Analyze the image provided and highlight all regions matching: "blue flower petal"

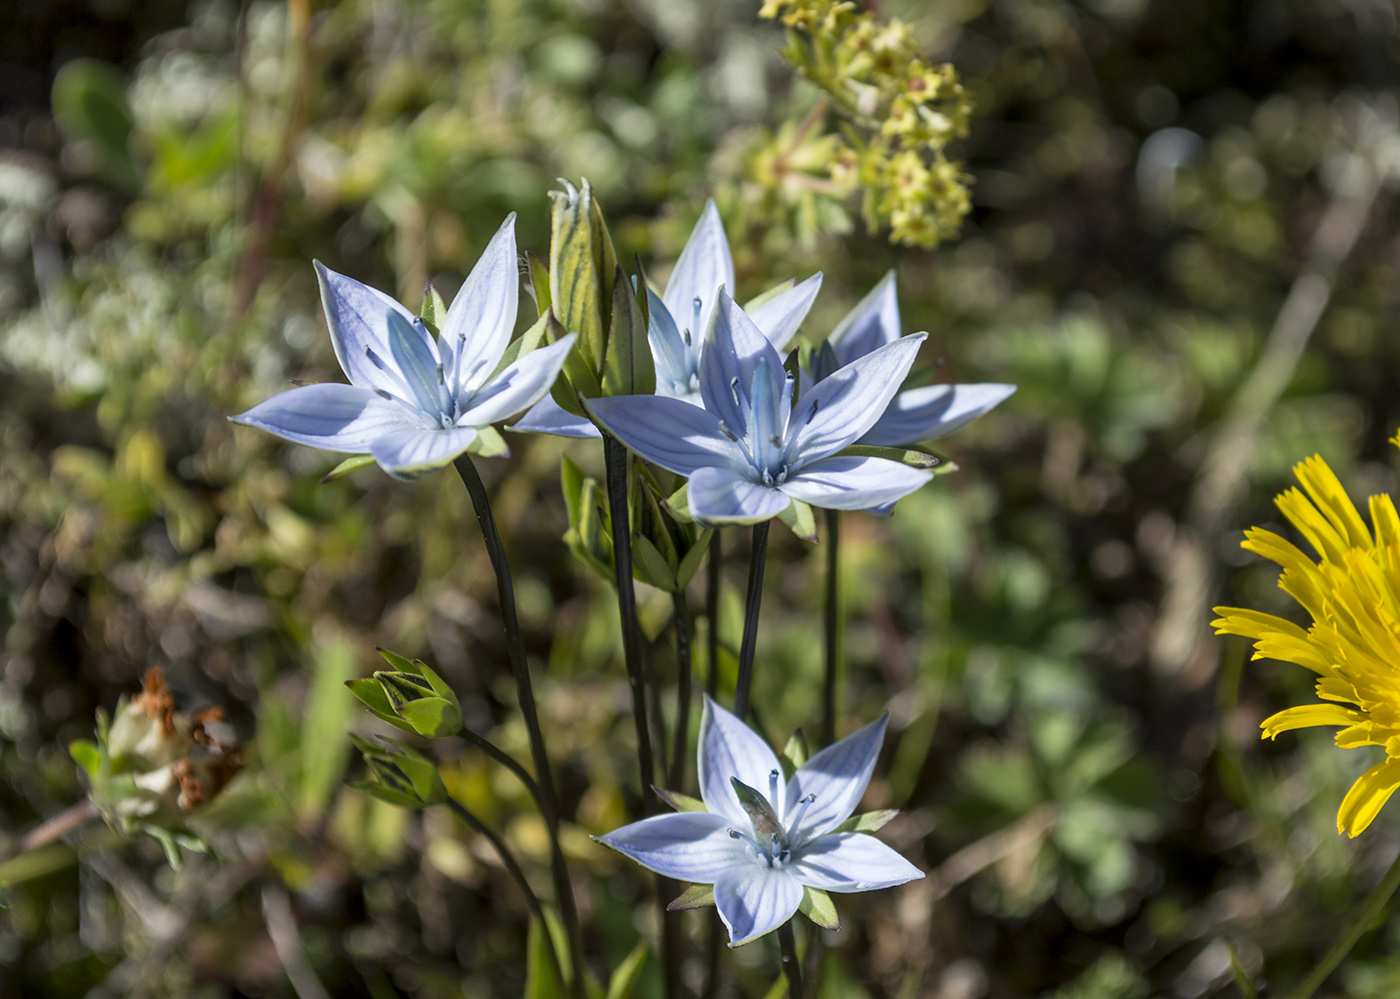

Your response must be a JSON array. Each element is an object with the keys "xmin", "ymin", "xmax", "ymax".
[
  {"xmin": 859, "ymin": 383, "xmax": 1016, "ymax": 447},
  {"xmin": 747, "ymin": 272, "xmax": 822, "ymax": 351},
  {"xmin": 784, "ymin": 713, "xmax": 889, "ymax": 841},
  {"xmin": 441, "ymin": 214, "xmax": 520, "ymax": 396},
  {"xmin": 778, "ymin": 456, "xmax": 931, "ymax": 512},
  {"xmin": 786, "ymin": 335, "xmax": 924, "ymax": 465},
  {"xmin": 647, "ymin": 289, "xmax": 695, "ymax": 394},
  {"xmin": 698, "ymin": 290, "xmax": 786, "ymax": 438},
  {"xmin": 585, "ymin": 396, "xmax": 747, "ymax": 476},
  {"xmin": 698, "ymin": 695, "xmax": 786, "ymax": 826},
  {"xmin": 508, "ymin": 396, "xmax": 602, "ymax": 438},
  {"xmin": 386, "ymin": 311, "xmax": 444, "ymax": 416},
  {"xmin": 314, "ymin": 262, "xmax": 417, "ymax": 394},
  {"xmin": 687, "ymin": 466, "xmax": 791, "ymax": 526},
  {"xmin": 457, "ymin": 334, "xmax": 577, "ymax": 427},
  {"xmin": 231, "ymin": 384, "xmax": 420, "ymax": 452},
  {"xmin": 368, "ymin": 426, "xmax": 479, "ymax": 480},
  {"xmin": 790, "ymin": 832, "xmax": 924, "ymax": 892},
  {"xmin": 663, "ymin": 199, "xmax": 735, "ymax": 344},
  {"xmin": 826, "ymin": 270, "xmax": 899, "ymax": 367},
  {"xmin": 596, "ymin": 811, "xmax": 744, "ymax": 883},
  {"xmin": 714, "ymin": 863, "xmax": 803, "ymax": 947}
]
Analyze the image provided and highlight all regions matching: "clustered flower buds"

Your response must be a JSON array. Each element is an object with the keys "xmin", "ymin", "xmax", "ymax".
[{"xmin": 760, "ymin": 0, "xmax": 973, "ymax": 247}]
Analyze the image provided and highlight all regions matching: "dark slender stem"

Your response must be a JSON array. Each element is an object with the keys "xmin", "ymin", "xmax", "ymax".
[
  {"xmin": 445, "ymin": 797, "xmax": 565, "ymax": 987},
  {"xmin": 602, "ymin": 436, "xmax": 657, "ymax": 814},
  {"xmin": 706, "ymin": 531, "xmax": 721, "ymax": 697},
  {"xmin": 453, "ymin": 457, "xmax": 584, "ymax": 999},
  {"xmin": 460, "ymin": 727, "xmax": 541, "ymax": 807},
  {"xmin": 778, "ymin": 922, "xmax": 803, "ymax": 999},
  {"xmin": 701, "ymin": 912, "xmax": 723, "ymax": 999},
  {"xmin": 732, "ymin": 522, "xmax": 771, "ymax": 721},
  {"xmin": 669, "ymin": 590, "xmax": 693, "ymax": 790},
  {"xmin": 1285, "ymin": 849, "xmax": 1400, "ymax": 999},
  {"xmin": 822, "ymin": 508, "xmax": 840, "ymax": 746},
  {"xmin": 0, "ymin": 799, "xmax": 100, "ymax": 866}
]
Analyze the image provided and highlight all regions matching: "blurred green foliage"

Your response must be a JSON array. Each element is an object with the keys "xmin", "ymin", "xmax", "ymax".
[{"xmin": 2, "ymin": 0, "xmax": 1400, "ymax": 997}]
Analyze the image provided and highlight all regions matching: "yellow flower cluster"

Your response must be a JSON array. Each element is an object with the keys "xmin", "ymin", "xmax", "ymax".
[
  {"xmin": 1214, "ymin": 443, "xmax": 1400, "ymax": 837},
  {"xmin": 759, "ymin": 0, "xmax": 973, "ymax": 247}
]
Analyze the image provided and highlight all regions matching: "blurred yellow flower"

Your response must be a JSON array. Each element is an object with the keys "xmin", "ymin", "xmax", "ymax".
[{"xmin": 1214, "ymin": 443, "xmax": 1400, "ymax": 837}]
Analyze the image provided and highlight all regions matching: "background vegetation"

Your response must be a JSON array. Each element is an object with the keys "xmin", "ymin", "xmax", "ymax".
[{"xmin": 2, "ymin": 0, "xmax": 1400, "ymax": 996}]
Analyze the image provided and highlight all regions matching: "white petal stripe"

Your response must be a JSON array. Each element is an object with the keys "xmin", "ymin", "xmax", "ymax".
[
  {"xmin": 230, "ymin": 384, "xmax": 419, "ymax": 452},
  {"xmin": 713, "ymin": 864, "xmax": 804, "ymax": 947},
  {"xmin": 790, "ymin": 833, "xmax": 925, "ymax": 892}
]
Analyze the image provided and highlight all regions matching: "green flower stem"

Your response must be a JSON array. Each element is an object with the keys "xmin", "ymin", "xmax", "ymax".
[
  {"xmin": 669, "ymin": 589, "xmax": 693, "ymax": 790},
  {"xmin": 778, "ymin": 921, "xmax": 804, "ymax": 999},
  {"xmin": 444, "ymin": 796, "xmax": 565, "ymax": 988},
  {"xmin": 1285, "ymin": 848, "xmax": 1400, "ymax": 999},
  {"xmin": 460, "ymin": 726, "xmax": 541, "ymax": 807},
  {"xmin": 452, "ymin": 456, "xmax": 584, "ymax": 999},
  {"xmin": 822, "ymin": 508, "xmax": 840, "ymax": 746},
  {"xmin": 602, "ymin": 435, "xmax": 657, "ymax": 814},
  {"xmin": 707, "ymin": 530, "xmax": 722, "ymax": 697},
  {"xmin": 701, "ymin": 914, "xmax": 723, "ymax": 999},
  {"xmin": 732, "ymin": 521, "xmax": 772, "ymax": 721}
]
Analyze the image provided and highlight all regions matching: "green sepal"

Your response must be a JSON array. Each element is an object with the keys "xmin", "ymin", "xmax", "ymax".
[
  {"xmin": 376, "ymin": 648, "xmax": 417, "ymax": 673},
  {"xmin": 348, "ymin": 779, "xmax": 424, "ymax": 810},
  {"xmin": 561, "ymin": 457, "xmax": 614, "ymax": 582},
  {"xmin": 395, "ymin": 697, "xmax": 463, "ymax": 739},
  {"xmin": 69, "ymin": 739, "xmax": 101, "ymax": 779},
  {"xmin": 491, "ymin": 311, "xmax": 552, "ymax": 382},
  {"xmin": 632, "ymin": 534, "xmax": 677, "ymax": 592},
  {"xmin": 525, "ymin": 915, "xmax": 566, "ymax": 999},
  {"xmin": 526, "ymin": 251, "xmax": 552, "ymax": 319},
  {"xmin": 602, "ymin": 264, "xmax": 655, "ymax": 397},
  {"xmin": 604, "ymin": 940, "xmax": 649, "ymax": 999},
  {"xmin": 674, "ymin": 530, "xmax": 712, "ymax": 590},
  {"xmin": 833, "ymin": 809, "xmax": 901, "ymax": 834},
  {"xmin": 835, "ymin": 444, "xmax": 944, "ymax": 470},
  {"xmin": 654, "ymin": 787, "xmax": 707, "ymax": 812},
  {"xmin": 351, "ymin": 735, "xmax": 446, "ymax": 807},
  {"xmin": 744, "ymin": 278, "xmax": 795, "ymax": 312},
  {"xmin": 667, "ymin": 883, "xmax": 716, "ymax": 910},
  {"xmin": 553, "ymin": 310, "xmax": 603, "ymax": 418},
  {"xmin": 549, "ymin": 178, "xmax": 615, "ymax": 376},
  {"xmin": 420, "ymin": 281, "xmax": 448, "ymax": 336},
  {"xmin": 799, "ymin": 886, "xmax": 840, "ymax": 930},
  {"xmin": 320, "ymin": 454, "xmax": 376, "ymax": 483},
  {"xmin": 345, "ymin": 678, "xmax": 417, "ymax": 733},
  {"xmin": 778, "ymin": 499, "xmax": 817, "ymax": 542},
  {"xmin": 664, "ymin": 483, "xmax": 693, "ymax": 523},
  {"xmin": 366, "ymin": 654, "xmax": 463, "ymax": 738},
  {"xmin": 780, "ymin": 730, "xmax": 808, "ymax": 777},
  {"xmin": 467, "ymin": 426, "xmax": 512, "ymax": 459}
]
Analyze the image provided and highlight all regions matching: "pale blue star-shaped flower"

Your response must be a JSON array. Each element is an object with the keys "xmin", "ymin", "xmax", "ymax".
[
  {"xmin": 813, "ymin": 271, "xmax": 1015, "ymax": 447},
  {"xmin": 597, "ymin": 695, "xmax": 923, "ymax": 946},
  {"xmin": 513, "ymin": 199, "xmax": 822, "ymax": 437},
  {"xmin": 583, "ymin": 287, "xmax": 933, "ymax": 525},
  {"xmin": 231, "ymin": 215, "xmax": 576, "ymax": 480}
]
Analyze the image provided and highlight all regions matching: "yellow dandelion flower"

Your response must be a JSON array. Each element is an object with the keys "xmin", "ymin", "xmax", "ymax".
[{"xmin": 1213, "ymin": 443, "xmax": 1400, "ymax": 837}]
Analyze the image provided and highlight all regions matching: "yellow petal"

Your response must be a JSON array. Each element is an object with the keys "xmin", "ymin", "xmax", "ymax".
[
  {"xmin": 1294, "ymin": 455, "xmax": 1372, "ymax": 551},
  {"xmin": 1370, "ymin": 494, "xmax": 1400, "ymax": 550},
  {"xmin": 1210, "ymin": 607, "xmax": 1306, "ymax": 641},
  {"xmin": 1337, "ymin": 757, "xmax": 1400, "ymax": 837},
  {"xmin": 1260, "ymin": 703, "xmax": 1366, "ymax": 739},
  {"xmin": 1276, "ymin": 486, "xmax": 1350, "ymax": 564}
]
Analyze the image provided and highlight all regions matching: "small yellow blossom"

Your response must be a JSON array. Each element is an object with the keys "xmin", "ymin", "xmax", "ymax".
[{"xmin": 1213, "ymin": 444, "xmax": 1400, "ymax": 836}]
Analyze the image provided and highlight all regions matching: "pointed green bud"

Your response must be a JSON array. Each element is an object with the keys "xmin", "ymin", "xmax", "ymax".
[
  {"xmin": 368, "ymin": 654, "xmax": 463, "ymax": 738},
  {"xmin": 730, "ymin": 776, "xmax": 785, "ymax": 847},
  {"xmin": 420, "ymin": 281, "xmax": 448, "ymax": 336},
  {"xmin": 667, "ymin": 884, "xmax": 717, "ymax": 910},
  {"xmin": 352, "ymin": 737, "xmax": 446, "ymax": 808}
]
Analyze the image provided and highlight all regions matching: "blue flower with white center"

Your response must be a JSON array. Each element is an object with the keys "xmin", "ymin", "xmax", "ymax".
[
  {"xmin": 813, "ymin": 271, "xmax": 1015, "ymax": 447},
  {"xmin": 512, "ymin": 199, "xmax": 821, "ymax": 437},
  {"xmin": 231, "ymin": 214, "xmax": 576, "ymax": 480},
  {"xmin": 583, "ymin": 287, "xmax": 933, "ymax": 526},
  {"xmin": 596, "ymin": 695, "xmax": 924, "ymax": 947}
]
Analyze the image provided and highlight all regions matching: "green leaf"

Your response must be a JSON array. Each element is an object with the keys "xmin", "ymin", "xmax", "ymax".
[
  {"xmin": 319, "ymin": 454, "xmax": 376, "ymax": 483},
  {"xmin": 602, "ymin": 265, "xmax": 655, "ymax": 397},
  {"xmin": 778, "ymin": 499, "xmax": 817, "ymax": 542},
  {"xmin": 69, "ymin": 740, "xmax": 102, "ymax": 779},
  {"xmin": 832, "ymin": 809, "xmax": 901, "ymax": 834},
  {"xmin": 834, "ymin": 445, "xmax": 944, "ymax": 470},
  {"xmin": 420, "ymin": 282, "xmax": 448, "ymax": 336},
  {"xmin": 375, "ymin": 648, "xmax": 418, "ymax": 674},
  {"xmin": 605, "ymin": 941, "xmax": 649, "ymax": 999},
  {"xmin": 299, "ymin": 634, "xmax": 358, "ymax": 822},
  {"xmin": 666, "ymin": 884, "xmax": 715, "ymax": 910},
  {"xmin": 664, "ymin": 483, "xmax": 693, "ymax": 523},
  {"xmin": 1227, "ymin": 942, "xmax": 1258, "ymax": 999},
  {"xmin": 674, "ymin": 530, "xmax": 712, "ymax": 590},
  {"xmin": 632, "ymin": 534, "xmax": 677, "ymax": 591},
  {"xmin": 781, "ymin": 730, "xmax": 808, "ymax": 776},
  {"xmin": 468, "ymin": 426, "xmax": 512, "ymax": 459},
  {"xmin": 561, "ymin": 455, "xmax": 587, "ymax": 523},
  {"xmin": 395, "ymin": 698, "xmax": 463, "ymax": 739},
  {"xmin": 52, "ymin": 59, "xmax": 140, "ymax": 191},
  {"xmin": 526, "ymin": 251, "xmax": 552, "ymax": 319},
  {"xmin": 654, "ymin": 787, "xmax": 707, "ymax": 812},
  {"xmin": 799, "ymin": 886, "xmax": 840, "ymax": 930},
  {"xmin": 525, "ymin": 916, "xmax": 565, "ymax": 999},
  {"xmin": 348, "ymin": 779, "xmax": 422, "ymax": 810}
]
